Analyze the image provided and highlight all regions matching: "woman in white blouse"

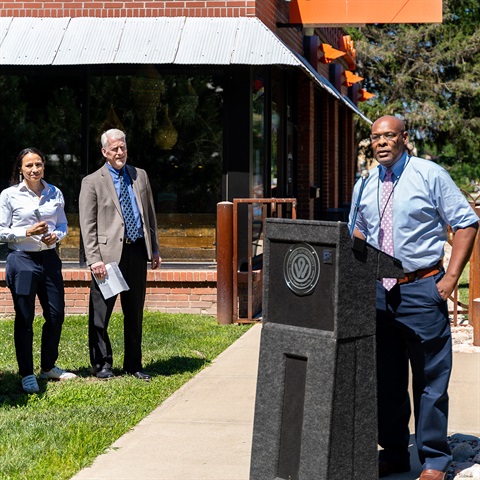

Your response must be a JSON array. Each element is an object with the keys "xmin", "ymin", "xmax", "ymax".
[{"xmin": 0, "ymin": 148, "xmax": 76, "ymax": 393}]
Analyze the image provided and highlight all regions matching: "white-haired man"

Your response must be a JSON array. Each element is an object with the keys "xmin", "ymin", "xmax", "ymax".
[{"xmin": 79, "ymin": 129, "xmax": 161, "ymax": 381}]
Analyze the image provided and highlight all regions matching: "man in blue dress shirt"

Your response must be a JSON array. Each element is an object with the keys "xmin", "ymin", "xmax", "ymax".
[{"xmin": 349, "ymin": 115, "xmax": 479, "ymax": 480}]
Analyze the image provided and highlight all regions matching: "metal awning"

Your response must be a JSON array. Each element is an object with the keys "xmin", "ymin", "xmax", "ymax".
[
  {"xmin": 343, "ymin": 95, "xmax": 373, "ymax": 125},
  {"xmin": 291, "ymin": 50, "xmax": 372, "ymax": 123},
  {"xmin": 0, "ymin": 16, "xmax": 370, "ymax": 121}
]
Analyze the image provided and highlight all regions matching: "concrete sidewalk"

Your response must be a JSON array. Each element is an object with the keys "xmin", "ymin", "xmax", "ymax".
[
  {"xmin": 71, "ymin": 324, "xmax": 261, "ymax": 480},
  {"xmin": 71, "ymin": 324, "xmax": 480, "ymax": 480}
]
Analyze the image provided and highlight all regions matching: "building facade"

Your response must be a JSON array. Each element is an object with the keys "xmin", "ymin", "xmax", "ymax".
[{"xmin": 0, "ymin": 0, "xmax": 370, "ymax": 315}]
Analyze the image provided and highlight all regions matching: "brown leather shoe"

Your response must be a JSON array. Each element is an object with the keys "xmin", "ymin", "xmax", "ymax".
[{"xmin": 419, "ymin": 469, "xmax": 446, "ymax": 480}]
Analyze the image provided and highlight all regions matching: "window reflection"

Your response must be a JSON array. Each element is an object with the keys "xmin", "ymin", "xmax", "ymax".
[
  {"xmin": 252, "ymin": 74, "xmax": 265, "ymax": 201},
  {"xmin": 0, "ymin": 72, "xmax": 223, "ymax": 263}
]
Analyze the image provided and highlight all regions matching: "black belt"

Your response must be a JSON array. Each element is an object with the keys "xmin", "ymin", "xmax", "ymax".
[
  {"xmin": 9, "ymin": 248, "xmax": 56, "ymax": 255},
  {"xmin": 124, "ymin": 237, "xmax": 144, "ymax": 245}
]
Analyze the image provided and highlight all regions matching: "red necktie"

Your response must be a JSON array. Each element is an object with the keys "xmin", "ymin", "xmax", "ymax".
[{"xmin": 380, "ymin": 169, "xmax": 396, "ymax": 290}]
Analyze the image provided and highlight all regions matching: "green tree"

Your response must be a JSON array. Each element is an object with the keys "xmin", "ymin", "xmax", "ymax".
[{"xmin": 350, "ymin": 0, "xmax": 480, "ymax": 187}]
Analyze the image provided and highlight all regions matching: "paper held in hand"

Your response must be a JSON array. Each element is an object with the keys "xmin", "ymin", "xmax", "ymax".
[{"xmin": 93, "ymin": 262, "xmax": 129, "ymax": 299}]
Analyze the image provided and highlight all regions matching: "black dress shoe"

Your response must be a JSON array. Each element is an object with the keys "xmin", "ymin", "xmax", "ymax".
[
  {"xmin": 96, "ymin": 368, "xmax": 115, "ymax": 380},
  {"xmin": 379, "ymin": 459, "xmax": 410, "ymax": 478},
  {"xmin": 130, "ymin": 371, "xmax": 151, "ymax": 381}
]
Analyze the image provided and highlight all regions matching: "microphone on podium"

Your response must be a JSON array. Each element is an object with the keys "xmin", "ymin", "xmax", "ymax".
[{"xmin": 349, "ymin": 168, "xmax": 370, "ymax": 238}]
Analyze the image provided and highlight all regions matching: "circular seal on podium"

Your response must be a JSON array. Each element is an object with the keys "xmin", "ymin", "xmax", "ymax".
[{"xmin": 283, "ymin": 242, "xmax": 320, "ymax": 296}]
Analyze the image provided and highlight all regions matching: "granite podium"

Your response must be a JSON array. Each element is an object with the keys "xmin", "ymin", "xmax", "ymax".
[{"xmin": 249, "ymin": 219, "xmax": 404, "ymax": 480}]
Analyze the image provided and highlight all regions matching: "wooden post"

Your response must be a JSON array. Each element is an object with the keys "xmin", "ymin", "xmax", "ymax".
[
  {"xmin": 216, "ymin": 202, "xmax": 234, "ymax": 325},
  {"xmin": 468, "ymin": 204, "xmax": 480, "ymax": 345}
]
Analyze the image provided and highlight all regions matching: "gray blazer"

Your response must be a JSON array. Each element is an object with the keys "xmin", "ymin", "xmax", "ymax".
[{"xmin": 79, "ymin": 163, "xmax": 160, "ymax": 266}]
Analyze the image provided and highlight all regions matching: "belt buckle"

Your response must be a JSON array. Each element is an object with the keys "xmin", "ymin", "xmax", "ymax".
[{"xmin": 125, "ymin": 238, "xmax": 132, "ymax": 244}]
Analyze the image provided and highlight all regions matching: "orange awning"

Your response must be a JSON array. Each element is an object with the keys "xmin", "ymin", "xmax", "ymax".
[
  {"xmin": 319, "ymin": 43, "xmax": 346, "ymax": 64},
  {"xmin": 344, "ymin": 70, "xmax": 364, "ymax": 86},
  {"xmin": 290, "ymin": 0, "xmax": 442, "ymax": 25},
  {"xmin": 358, "ymin": 88, "xmax": 375, "ymax": 101}
]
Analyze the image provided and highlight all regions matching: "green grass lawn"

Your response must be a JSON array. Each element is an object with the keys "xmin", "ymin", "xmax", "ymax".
[{"xmin": 0, "ymin": 312, "xmax": 251, "ymax": 480}]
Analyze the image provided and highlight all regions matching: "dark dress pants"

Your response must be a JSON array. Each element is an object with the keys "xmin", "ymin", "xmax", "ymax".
[
  {"xmin": 376, "ymin": 271, "xmax": 453, "ymax": 472},
  {"xmin": 89, "ymin": 239, "xmax": 148, "ymax": 373},
  {"xmin": 6, "ymin": 249, "xmax": 65, "ymax": 377}
]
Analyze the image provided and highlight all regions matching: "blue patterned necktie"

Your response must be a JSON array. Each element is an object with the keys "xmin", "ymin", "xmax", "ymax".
[
  {"xmin": 119, "ymin": 169, "xmax": 139, "ymax": 242},
  {"xmin": 379, "ymin": 169, "xmax": 396, "ymax": 290}
]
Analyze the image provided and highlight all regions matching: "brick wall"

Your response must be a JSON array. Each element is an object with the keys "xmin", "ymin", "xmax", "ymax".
[
  {"xmin": 0, "ymin": 0, "xmax": 257, "ymax": 17},
  {"xmin": 0, "ymin": 268, "xmax": 217, "ymax": 318},
  {"xmin": 342, "ymin": 110, "xmax": 355, "ymax": 205},
  {"xmin": 256, "ymin": 0, "xmax": 303, "ymax": 52},
  {"xmin": 319, "ymin": 93, "xmax": 340, "ymax": 211}
]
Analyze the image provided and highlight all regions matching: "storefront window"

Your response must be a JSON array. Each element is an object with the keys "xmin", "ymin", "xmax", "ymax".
[
  {"xmin": 252, "ymin": 74, "xmax": 265, "ymax": 200},
  {"xmin": 0, "ymin": 69, "xmax": 223, "ymax": 263},
  {"xmin": 271, "ymin": 70, "xmax": 284, "ymax": 198},
  {"xmin": 250, "ymin": 74, "xmax": 267, "ymax": 259},
  {"xmin": 89, "ymin": 72, "xmax": 223, "ymax": 215}
]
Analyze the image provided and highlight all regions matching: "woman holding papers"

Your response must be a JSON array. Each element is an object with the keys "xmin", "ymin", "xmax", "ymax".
[{"xmin": 0, "ymin": 147, "xmax": 76, "ymax": 394}]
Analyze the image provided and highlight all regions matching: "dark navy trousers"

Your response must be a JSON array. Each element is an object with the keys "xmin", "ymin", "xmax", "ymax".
[
  {"xmin": 6, "ymin": 249, "xmax": 65, "ymax": 377},
  {"xmin": 376, "ymin": 271, "xmax": 453, "ymax": 472}
]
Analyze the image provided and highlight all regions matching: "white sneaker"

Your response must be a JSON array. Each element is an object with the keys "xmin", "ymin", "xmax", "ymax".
[
  {"xmin": 22, "ymin": 374, "xmax": 40, "ymax": 393},
  {"xmin": 39, "ymin": 366, "xmax": 77, "ymax": 380}
]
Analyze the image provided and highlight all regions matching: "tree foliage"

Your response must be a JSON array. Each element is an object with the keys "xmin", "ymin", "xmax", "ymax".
[{"xmin": 349, "ymin": 0, "xmax": 480, "ymax": 186}]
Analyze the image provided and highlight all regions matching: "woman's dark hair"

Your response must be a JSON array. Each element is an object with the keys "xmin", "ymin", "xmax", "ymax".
[{"xmin": 10, "ymin": 147, "xmax": 45, "ymax": 186}]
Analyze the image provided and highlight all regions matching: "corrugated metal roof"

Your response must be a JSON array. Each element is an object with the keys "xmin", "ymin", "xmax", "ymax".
[
  {"xmin": 175, "ymin": 17, "xmax": 304, "ymax": 66},
  {"xmin": 0, "ymin": 18, "xmax": 13, "ymax": 47},
  {"xmin": 115, "ymin": 17, "xmax": 185, "ymax": 64},
  {"xmin": 0, "ymin": 16, "xmax": 370, "ymax": 121},
  {"xmin": 232, "ymin": 18, "xmax": 300, "ymax": 65},
  {"xmin": 175, "ymin": 17, "xmax": 239, "ymax": 65},
  {"xmin": 0, "ymin": 17, "xmax": 69, "ymax": 65},
  {"xmin": 54, "ymin": 17, "xmax": 125, "ymax": 65}
]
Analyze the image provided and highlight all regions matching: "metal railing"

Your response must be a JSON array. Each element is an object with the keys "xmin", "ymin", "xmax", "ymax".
[{"xmin": 232, "ymin": 198, "xmax": 297, "ymax": 323}]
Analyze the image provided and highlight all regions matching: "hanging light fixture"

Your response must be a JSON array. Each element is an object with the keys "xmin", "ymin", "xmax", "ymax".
[
  {"xmin": 99, "ymin": 105, "xmax": 125, "ymax": 135},
  {"xmin": 155, "ymin": 105, "xmax": 178, "ymax": 150},
  {"xmin": 131, "ymin": 65, "xmax": 164, "ymax": 132}
]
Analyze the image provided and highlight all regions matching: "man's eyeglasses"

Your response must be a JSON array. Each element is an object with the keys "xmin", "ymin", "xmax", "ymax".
[{"xmin": 370, "ymin": 130, "xmax": 405, "ymax": 143}]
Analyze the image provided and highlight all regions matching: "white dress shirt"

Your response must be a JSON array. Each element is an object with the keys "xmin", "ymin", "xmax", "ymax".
[{"xmin": 0, "ymin": 180, "xmax": 68, "ymax": 251}]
